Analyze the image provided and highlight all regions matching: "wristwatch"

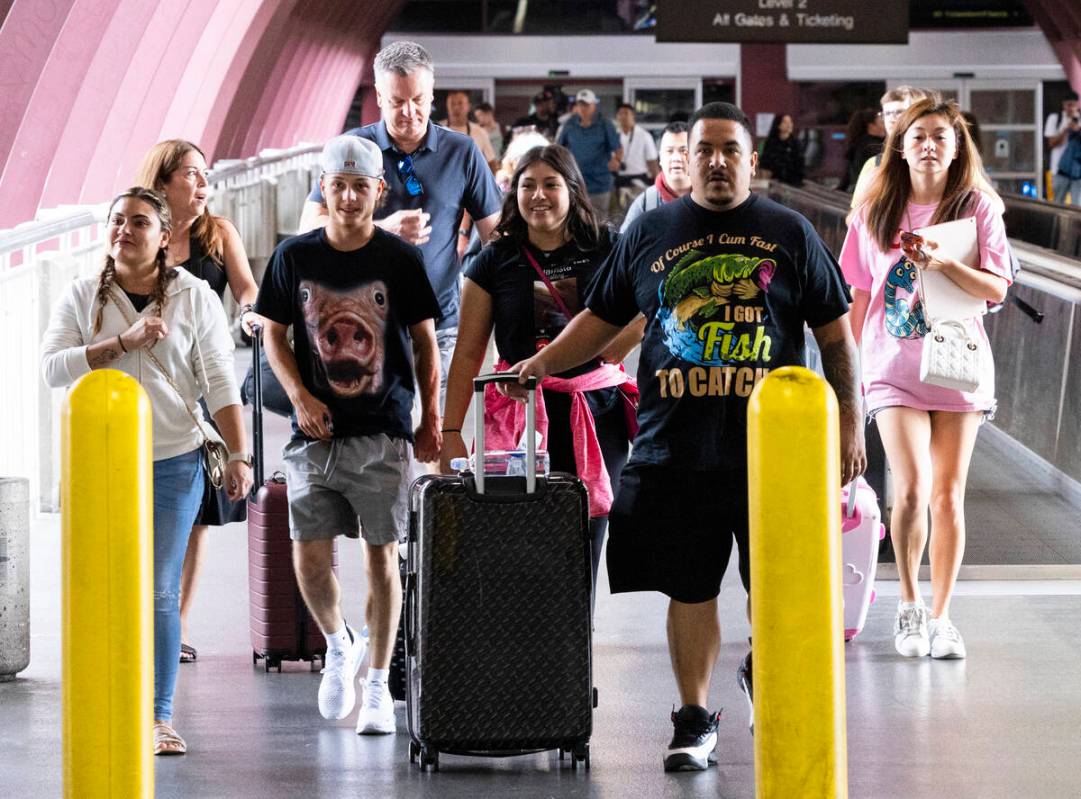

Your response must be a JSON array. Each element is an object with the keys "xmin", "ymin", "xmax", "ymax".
[{"xmin": 228, "ymin": 451, "xmax": 254, "ymax": 466}]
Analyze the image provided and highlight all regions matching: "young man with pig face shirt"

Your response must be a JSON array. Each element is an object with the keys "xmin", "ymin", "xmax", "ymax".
[{"xmin": 257, "ymin": 135, "xmax": 442, "ymax": 734}]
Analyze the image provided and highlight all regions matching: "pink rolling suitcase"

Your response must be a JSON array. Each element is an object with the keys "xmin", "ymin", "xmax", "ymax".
[{"xmin": 841, "ymin": 477, "xmax": 885, "ymax": 641}]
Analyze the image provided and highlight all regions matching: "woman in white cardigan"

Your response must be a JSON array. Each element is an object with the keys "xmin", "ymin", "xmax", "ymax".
[{"xmin": 41, "ymin": 187, "xmax": 253, "ymax": 756}]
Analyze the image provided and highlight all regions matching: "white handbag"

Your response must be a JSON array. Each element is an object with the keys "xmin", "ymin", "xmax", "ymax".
[{"xmin": 919, "ymin": 319, "xmax": 984, "ymax": 393}]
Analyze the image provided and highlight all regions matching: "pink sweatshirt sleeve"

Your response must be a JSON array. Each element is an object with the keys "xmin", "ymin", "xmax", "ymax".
[
  {"xmin": 839, "ymin": 212, "xmax": 873, "ymax": 292},
  {"xmin": 971, "ymin": 191, "xmax": 1012, "ymax": 284}
]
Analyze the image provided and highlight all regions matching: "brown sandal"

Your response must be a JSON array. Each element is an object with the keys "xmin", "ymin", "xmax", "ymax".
[{"xmin": 153, "ymin": 721, "xmax": 187, "ymax": 756}]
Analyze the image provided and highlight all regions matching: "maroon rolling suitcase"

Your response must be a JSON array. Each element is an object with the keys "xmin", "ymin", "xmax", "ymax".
[{"xmin": 247, "ymin": 326, "xmax": 336, "ymax": 672}]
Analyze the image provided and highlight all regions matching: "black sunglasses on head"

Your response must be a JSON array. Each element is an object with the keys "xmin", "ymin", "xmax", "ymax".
[{"xmin": 396, "ymin": 155, "xmax": 424, "ymax": 197}]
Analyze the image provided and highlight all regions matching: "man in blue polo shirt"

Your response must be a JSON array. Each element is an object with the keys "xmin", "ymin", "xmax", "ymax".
[
  {"xmin": 299, "ymin": 40, "xmax": 503, "ymax": 406},
  {"xmin": 557, "ymin": 89, "xmax": 623, "ymax": 222}
]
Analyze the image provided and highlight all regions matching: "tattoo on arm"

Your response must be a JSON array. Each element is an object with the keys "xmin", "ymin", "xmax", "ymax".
[
  {"xmin": 819, "ymin": 338, "xmax": 861, "ymax": 418},
  {"xmin": 88, "ymin": 347, "xmax": 120, "ymax": 369}
]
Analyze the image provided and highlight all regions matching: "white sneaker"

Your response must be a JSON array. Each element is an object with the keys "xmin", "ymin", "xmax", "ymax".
[
  {"xmin": 317, "ymin": 626, "xmax": 366, "ymax": 720},
  {"xmin": 356, "ymin": 679, "xmax": 396, "ymax": 735},
  {"xmin": 929, "ymin": 617, "xmax": 967, "ymax": 659},
  {"xmin": 893, "ymin": 602, "xmax": 930, "ymax": 658}
]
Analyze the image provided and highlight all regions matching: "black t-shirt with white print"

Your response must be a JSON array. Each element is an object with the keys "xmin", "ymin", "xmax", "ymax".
[
  {"xmin": 256, "ymin": 227, "xmax": 441, "ymax": 442},
  {"xmin": 464, "ymin": 232, "xmax": 615, "ymax": 378},
  {"xmin": 586, "ymin": 193, "xmax": 850, "ymax": 471}
]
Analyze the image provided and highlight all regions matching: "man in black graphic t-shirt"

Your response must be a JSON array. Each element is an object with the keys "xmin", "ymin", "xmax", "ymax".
[
  {"xmin": 512, "ymin": 103, "xmax": 866, "ymax": 772},
  {"xmin": 257, "ymin": 135, "xmax": 441, "ymax": 736}
]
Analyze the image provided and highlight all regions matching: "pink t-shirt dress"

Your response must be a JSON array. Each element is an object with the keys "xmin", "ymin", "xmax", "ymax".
[{"xmin": 839, "ymin": 191, "xmax": 1012, "ymax": 415}]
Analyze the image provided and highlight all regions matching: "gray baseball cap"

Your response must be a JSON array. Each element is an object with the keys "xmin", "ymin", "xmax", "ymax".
[{"xmin": 320, "ymin": 135, "xmax": 384, "ymax": 178}]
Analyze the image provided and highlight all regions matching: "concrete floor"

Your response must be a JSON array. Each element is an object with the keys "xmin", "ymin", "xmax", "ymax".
[
  {"xmin": 6, "ymin": 513, "xmax": 1081, "ymax": 798},
  {"xmin": 4, "ymin": 349, "xmax": 1081, "ymax": 797}
]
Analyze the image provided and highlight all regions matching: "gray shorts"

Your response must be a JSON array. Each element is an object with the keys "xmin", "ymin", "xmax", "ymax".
[{"xmin": 282, "ymin": 434, "xmax": 411, "ymax": 545}]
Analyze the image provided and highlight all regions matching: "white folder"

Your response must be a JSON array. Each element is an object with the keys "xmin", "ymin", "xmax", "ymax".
[{"xmin": 913, "ymin": 216, "xmax": 986, "ymax": 322}]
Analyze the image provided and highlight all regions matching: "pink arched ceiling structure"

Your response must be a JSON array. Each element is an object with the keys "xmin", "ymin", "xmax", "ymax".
[
  {"xmin": 1027, "ymin": 0, "xmax": 1081, "ymax": 94},
  {"xmin": 0, "ymin": 0, "xmax": 405, "ymax": 227}
]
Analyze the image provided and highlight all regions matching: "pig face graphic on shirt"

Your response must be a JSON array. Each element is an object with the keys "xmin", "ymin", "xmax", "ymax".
[{"xmin": 299, "ymin": 279, "xmax": 387, "ymax": 398}]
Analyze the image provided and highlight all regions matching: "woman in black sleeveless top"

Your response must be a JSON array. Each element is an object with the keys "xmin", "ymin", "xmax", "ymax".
[{"xmin": 137, "ymin": 139, "xmax": 262, "ymax": 663}]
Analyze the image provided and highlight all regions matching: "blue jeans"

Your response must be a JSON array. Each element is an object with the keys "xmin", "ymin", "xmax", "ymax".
[
  {"xmin": 1052, "ymin": 173, "xmax": 1081, "ymax": 205},
  {"xmin": 152, "ymin": 450, "xmax": 205, "ymax": 721}
]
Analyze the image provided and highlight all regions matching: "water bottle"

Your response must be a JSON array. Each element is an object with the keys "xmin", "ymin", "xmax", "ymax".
[{"xmin": 448, "ymin": 451, "xmax": 550, "ymax": 476}]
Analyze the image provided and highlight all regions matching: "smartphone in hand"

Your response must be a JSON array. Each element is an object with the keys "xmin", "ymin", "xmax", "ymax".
[{"xmin": 899, "ymin": 230, "xmax": 927, "ymax": 262}]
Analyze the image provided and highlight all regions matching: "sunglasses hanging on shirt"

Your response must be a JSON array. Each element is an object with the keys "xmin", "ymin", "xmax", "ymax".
[{"xmin": 396, "ymin": 155, "xmax": 424, "ymax": 197}]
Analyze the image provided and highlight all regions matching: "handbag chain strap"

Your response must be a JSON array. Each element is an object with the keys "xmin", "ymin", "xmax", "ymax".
[{"xmin": 107, "ymin": 289, "xmax": 220, "ymax": 446}]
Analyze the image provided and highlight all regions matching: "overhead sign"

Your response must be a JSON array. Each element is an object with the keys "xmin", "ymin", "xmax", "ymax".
[
  {"xmin": 655, "ymin": 0, "xmax": 909, "ymax": 44},
  {"xmin": 910, "ymin": 0, "xmax": 1032, "ymax": 28}
]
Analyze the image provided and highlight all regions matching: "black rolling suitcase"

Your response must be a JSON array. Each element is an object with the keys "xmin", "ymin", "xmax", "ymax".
[{"xmin": 405, "ymin": 374, "xmax": 596, "ymax": 772}]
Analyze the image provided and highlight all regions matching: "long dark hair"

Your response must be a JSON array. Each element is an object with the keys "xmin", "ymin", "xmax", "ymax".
[
  {"xmin": 493, "ymin": 144, "xmax": 600, "ymax": 250},
  {"xmin": 766, "ymin": 113, "xmax": 796, "ymax": 143},
  {"xmin": 93, "ymin": 187, "xmax": 173, "ymax": 336},
  {"xmin": 845, "ymin": 109, "xmax": 879, "ymax": 158},
  {"xmin": 863, "ymin": 97, "xmax": 986, "ymax": 253}
]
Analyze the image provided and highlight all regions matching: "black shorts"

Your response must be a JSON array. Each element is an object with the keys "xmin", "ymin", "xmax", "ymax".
[{"xmin": 605, "ymin": 463, "xmax": 750, "ymax": 604}]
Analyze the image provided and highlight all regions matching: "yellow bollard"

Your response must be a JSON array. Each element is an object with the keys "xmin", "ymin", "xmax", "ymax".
[
  {"xmin": 747, "ymin": 366, "xmax": 847, "ymax": 799},
  {"xmin": 62, "ymin": 369, "xmax": 154, "ymax": 798}
]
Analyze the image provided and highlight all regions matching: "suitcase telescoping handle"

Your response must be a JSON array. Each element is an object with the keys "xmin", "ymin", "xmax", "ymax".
[
  {"xmin": 472, "ymin": 372, "xmax": 538, "ymax": 496},
  {"xmin": 250, "ymin": 323, "xmax": 265, "ymax": 490},
  {"xmin": 845, "ymin": 479, "xmax": 858, "ymax": 519}
]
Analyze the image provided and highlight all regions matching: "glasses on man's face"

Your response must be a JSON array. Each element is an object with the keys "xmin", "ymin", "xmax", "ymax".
[
  {"xmin": 879, "ymin": 109, "xmax": 903, "ymax": 121},
  {"xmin": 396, "ymin": 155, "xmax": 424, "ymax": 197}
]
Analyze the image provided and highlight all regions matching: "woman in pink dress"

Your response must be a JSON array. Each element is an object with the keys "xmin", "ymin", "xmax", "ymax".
[{"xmin": 841, "ymin": 97, "xmax": 1011, "ymax": 661}]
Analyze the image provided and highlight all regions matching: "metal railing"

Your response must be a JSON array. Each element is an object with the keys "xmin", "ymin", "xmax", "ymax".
[{"xmin": 0, "ymin": 143, "xmax": 321, "ymax": 513}]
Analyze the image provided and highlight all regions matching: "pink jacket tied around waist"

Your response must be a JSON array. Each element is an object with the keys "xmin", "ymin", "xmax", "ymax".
[{"xmin": 483, "ymin": 360, "xmax": 638, "ymax": 517}]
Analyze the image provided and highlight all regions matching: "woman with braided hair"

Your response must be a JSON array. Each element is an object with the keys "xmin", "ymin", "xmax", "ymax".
[{"xmin": 41, "ymin": 187, "xmax": 252, "ymax": 756}]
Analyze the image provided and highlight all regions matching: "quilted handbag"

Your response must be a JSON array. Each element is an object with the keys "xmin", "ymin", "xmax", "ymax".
[{"xmin": 919, "ymin": 319, "xmax": 983, "ymax": 393}]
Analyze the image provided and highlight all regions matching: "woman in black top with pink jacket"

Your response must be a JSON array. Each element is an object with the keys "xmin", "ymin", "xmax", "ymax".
[{"xmin": 439, "ymin": 144, "xmax": 643, "ymax": 598}]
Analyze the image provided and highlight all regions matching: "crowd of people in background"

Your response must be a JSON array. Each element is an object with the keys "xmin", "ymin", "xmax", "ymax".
[{"xmin": 39, "ymin": 37, "xmax": 1024, "ymax": 771}]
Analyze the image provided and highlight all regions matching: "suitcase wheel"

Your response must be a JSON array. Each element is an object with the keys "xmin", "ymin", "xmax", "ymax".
[
  {"xmin": 557, "ymin": 747, "xmax": 565, "ymax": 762},
  {"xmin": 570, "ymin": 742, "xmax": 590, "ymax": 770},
  {"xmin": 420, "ymin": 746, "xmax": 439, "ymax": 772},
  {"xmin": 409, "ymin": 741, "xmax": 419, "ymax": 764},
  {"xmin": 252, "ymin": 650, "xmax": 260, "ymax": 666}
]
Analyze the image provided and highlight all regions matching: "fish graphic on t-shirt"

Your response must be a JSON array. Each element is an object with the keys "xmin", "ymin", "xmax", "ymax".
[
  {"xmin": 299, "ymin": 279, "xmax": 388, "ymax": 398},
  {"xmin": 656, "ymin": 250, "xmax": 776, "ymax": 366},
  {"xmin": 662, "ymin": 251, "xmax": 775, "ymax": 327}
]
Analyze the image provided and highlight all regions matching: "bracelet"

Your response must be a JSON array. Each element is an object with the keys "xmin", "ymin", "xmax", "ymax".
[
  {"xmin": 458, "ymin": 229, "xmax": 469, "ymax": 238},
  {"xmin": 441, "ymin": 428, "xmax": 461, "ymax": 434},
  {"xmin": 116, "ymin": 334, "xmax": 128, "ymax": 353},
  {"xmin": 240, "ymin": 303, "xmax": 255, "ymax": 316}
]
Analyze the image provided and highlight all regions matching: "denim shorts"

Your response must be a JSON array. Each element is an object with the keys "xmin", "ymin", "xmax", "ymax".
[{"xmin": 282, "ymin": 434, "xmax": 411, "ymax": 545}]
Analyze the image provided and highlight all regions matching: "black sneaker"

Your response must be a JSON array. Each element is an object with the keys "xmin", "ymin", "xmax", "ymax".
[
  {"xmin": 736, "ymin": 650, "xmax": 753, "ymax": 734},
  {"xmin": 662, "ymin": 704, "xmax": 721, "ymax": 772}
]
